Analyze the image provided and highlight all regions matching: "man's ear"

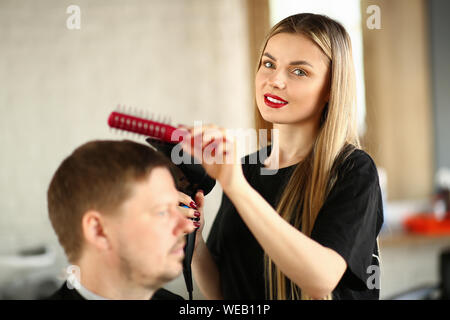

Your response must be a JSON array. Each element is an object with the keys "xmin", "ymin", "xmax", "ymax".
[{"xmin": 82, "ymin": 210, "xmax": 111, "ymax": 251}]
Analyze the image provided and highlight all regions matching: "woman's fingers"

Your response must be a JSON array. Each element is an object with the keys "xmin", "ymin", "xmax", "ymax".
[
  {"xmin": 178, "ymin": 191, "xmax": 202, "ymax": 229},
  {"xmin": 178, "ymin": 205, "xmax": 200, "ymax": 219},
  {"xmin": 181, "ymin": 125, "xmax": 234, "ymax": 165},
  {"xmin": 194, "ymin": 190, "xmax": 205, "ymax": 209},
  {"xmin": 182, "ymin": 125, "xmax": 226, "ymax": 153},
  {"xmin": 193, "ymin": 190, "xmax": 205, "ymax": 231},
  {"xmin": 178, "ymin": 191, "xmax": 200, "ymax": 210},
  {"xmin": 179, "ymin": 124, "xmax": 243, "ymax": 192}
]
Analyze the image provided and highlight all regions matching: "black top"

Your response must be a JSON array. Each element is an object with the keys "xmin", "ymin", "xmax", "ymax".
[
  {"xmin": 47, "ymin": 282, "xmax": 85, "ymax": 300},
  {"xmin": 46, "ymin": 282, "xmax": 184, "ymax": 300},
  {"xmin": 207, "ymin": 145, "xmax": 384, "ymax": 300}
]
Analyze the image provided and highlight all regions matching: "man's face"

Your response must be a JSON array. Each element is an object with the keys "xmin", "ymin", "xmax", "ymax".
[{"xmin": 106, "ymin": 167, "xmax": 194, "ymax": 289}]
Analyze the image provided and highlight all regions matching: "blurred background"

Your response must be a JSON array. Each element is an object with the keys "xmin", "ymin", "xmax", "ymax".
[{"xmin": 0, "ymin": 0, "xmax": 449, "ymax": 300}]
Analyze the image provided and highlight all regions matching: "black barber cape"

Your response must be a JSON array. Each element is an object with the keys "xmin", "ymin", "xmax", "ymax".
[{"xmin": 207, "ymin": 145, "xmax": 384, "ymax": 299}]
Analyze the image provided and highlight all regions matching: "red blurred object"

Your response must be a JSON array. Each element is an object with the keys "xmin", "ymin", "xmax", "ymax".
[
  {"xmin": 403, "ymin": 213, "xmax": 450, "ymax": 235},
  {"xmin": 108, "ymin": 110, "xmax": 188, "ymax": 143}
]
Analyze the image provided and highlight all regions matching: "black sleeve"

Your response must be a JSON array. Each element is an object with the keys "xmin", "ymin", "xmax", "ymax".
[
  {"xmin": 206, "ymin": 156, "xmax": 255, "ymax": 264},
  {"xmin": 310, "ymin": 151, "xmax": 382, "ymax": 289}
]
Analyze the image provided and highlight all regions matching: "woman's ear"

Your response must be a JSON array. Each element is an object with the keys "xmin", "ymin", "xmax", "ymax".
[
  {"xmin": 320, "ymin": 102, "xmax": 329, "ymax": 126},
  {"xmin": 324, "ymin": 90, "xmax": 330, "ymax": 103},
  {"xmin": 82, "ymin": 210, "xmax": 111, "ymax": 251}
]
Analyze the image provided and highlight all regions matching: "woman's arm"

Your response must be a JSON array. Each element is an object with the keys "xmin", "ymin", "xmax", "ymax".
[
  {"xmin": 224, "ymin": 178, "xmax": 347, "ymax": 299},
  {"xmin": 181, "ymin": 126, "xmax": 346, "ymax": 299},
  {"xmin": 191, "ymin": 236, "xmax": 223, "ymax": 299}
]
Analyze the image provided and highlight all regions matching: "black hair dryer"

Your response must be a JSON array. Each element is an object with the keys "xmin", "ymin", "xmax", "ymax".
[{"xmin": 145, "ymin": 138, "xmax": 216, "ymax": 300}]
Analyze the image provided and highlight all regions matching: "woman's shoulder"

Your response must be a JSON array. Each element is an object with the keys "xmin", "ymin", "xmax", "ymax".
[
  {"xmin": 346, "ymin": 148, "xmax": 376, "ymax": 167},
  {"xmin": 339, "ymin": 147, "xmax": 379, "ymax": 180}
]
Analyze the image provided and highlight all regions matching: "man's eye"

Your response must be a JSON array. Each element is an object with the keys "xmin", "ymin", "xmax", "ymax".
[{"xmin": 293, "ymin": 68, "xmax": 306, "ymax": 76}]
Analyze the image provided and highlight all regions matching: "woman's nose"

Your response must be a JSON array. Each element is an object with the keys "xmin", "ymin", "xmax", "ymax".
[{"xmin": 268, "ymin": 72, "xmax": 286, "ymax": 90}]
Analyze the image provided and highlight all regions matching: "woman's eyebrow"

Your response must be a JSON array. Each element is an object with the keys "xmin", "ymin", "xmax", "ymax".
[{"xmin": 263, "ymin": 52, "xmax": 314, "ymax": 68}]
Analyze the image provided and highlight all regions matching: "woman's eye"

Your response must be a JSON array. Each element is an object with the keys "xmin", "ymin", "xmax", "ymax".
[
  {"xmin": 263, "ymin": 61, "xmax": 274, "ymax": 68},
  {"xmin": 293, "ymin": 69, "xmax": 306, "ymax": 76}
]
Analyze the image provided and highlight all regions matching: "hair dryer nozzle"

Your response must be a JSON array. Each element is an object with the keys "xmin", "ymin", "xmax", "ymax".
[{"xmin": 145, "ymin": 137, "xmax": 216, "ymax": 198}]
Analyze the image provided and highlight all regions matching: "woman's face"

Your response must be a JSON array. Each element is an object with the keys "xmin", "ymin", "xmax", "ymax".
[{"xmin": 255, "ymin": 32, "xmax": 331, "ymax": 126}]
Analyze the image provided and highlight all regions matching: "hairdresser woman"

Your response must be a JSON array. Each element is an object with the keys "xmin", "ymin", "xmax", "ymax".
[{"xmin": 179, "ymin": 13, "xmax": 383, "ymax": 300}]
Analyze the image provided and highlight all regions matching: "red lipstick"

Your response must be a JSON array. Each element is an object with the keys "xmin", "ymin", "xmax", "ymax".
[{"xmin": 264, "ymin": 93, "xmax": 288, "ymax": 108}]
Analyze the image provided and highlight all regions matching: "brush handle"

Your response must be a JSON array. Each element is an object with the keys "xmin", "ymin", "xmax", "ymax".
[{"xmin": 108, "ymin": 111, "xmax": 187, "ymax": 143}]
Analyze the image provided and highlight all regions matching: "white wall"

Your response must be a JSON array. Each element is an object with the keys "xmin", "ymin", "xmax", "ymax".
[{"xmin": 0, "ymin": 0, "xmax": 253, "ymax": 299}]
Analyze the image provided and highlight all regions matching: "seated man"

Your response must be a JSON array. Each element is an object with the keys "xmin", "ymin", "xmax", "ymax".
[{"xmin": 46, "ymin": 140, "xmax": 195, "ymax": 300}]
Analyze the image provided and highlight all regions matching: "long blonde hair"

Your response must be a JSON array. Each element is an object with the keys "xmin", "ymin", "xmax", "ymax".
[{"xmin": 255, "ymin": 13, "xmax": 361, "ymax": 300}]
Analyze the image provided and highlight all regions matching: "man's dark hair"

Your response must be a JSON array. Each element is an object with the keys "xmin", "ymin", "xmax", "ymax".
[{"xmin": 47, "ymin": 140, "xmax": 173, "ymax": 262}]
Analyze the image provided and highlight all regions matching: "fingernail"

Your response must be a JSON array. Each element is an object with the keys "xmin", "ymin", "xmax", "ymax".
[
  {"xmin": 190, "ymin": 201, "xmax": 198, "ymax": 209},
  {"xmin": 193, "ymin": 222, "xmax": 200, "ymax": 228},
  {"xmin": 194, "ymin": 211, "xmax": 200, "ymax": 217},
  {"xmin": 198, "ymin": 189, "xmax": 204, "ymax": 195}
]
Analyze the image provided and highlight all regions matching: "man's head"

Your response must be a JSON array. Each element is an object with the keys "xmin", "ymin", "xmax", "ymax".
[{"xmin": 47, "ymin": 140, "xmax": 194, "ymax": 292}]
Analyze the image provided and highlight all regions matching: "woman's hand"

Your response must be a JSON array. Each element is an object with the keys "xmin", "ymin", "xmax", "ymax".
[
  {"xmin": 177, "ymin": 190, "xmax": 205, "ymax": 248},
  {"xmin": 180, "ymin": 125, "xmax": 246, "ymax": 192}
]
